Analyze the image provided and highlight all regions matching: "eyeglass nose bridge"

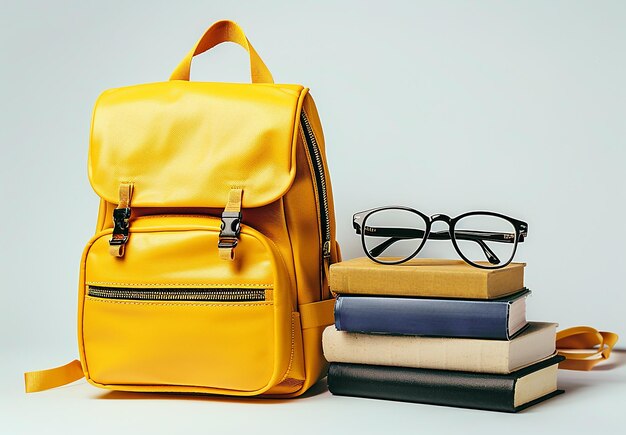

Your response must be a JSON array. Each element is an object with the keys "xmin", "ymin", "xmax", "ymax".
[{"xmin": 430, "ymin": 214, "xmax": 451, "ymax": 224}]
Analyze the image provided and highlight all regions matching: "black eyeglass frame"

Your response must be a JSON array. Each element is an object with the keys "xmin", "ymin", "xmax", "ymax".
[{"xmin": 353, "ymin": 206, "xmax": 528, "ymax": 269}]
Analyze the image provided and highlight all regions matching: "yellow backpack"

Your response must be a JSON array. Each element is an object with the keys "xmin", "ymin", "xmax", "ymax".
[{"xmin": 25, "ymin": 20, "xmax": 339, "ymax": 397}]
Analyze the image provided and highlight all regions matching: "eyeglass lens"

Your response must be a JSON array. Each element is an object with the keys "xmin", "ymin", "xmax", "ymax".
[
  {"xmin": 453, "ymin": 213, "xmax": 517, "ymax": 268},
  {"xmin": 362, "ymin": 208, "xmax": 428, "ymax": 264}
]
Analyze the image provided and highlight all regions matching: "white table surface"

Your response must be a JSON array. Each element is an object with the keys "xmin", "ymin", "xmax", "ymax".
[{"xmin": 3, "ymin": 350, "xmax": 624, "ymax": 435}]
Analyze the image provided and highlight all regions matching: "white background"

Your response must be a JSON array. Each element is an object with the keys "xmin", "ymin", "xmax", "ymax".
[{"xmin": 1, "ymin": 1, "xmax": 624, "ymax": 433}]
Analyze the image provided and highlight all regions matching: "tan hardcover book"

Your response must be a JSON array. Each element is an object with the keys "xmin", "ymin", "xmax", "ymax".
[
  {"xmin": 329, "ymin": 257, "xmax": 525, "ymax": 299},
  {"xmin": 322, "ymin": 322, "xmax": 557, "ymax": 374}
]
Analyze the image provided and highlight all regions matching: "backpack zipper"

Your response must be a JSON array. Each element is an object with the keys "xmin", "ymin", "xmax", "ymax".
[
  {"xmin": 87, "ymin": 286, "xmax": 267, "ymax": 302},
  {"xmin": 300, "ymin": 110, "xmax": 331, "ymax": 258}
]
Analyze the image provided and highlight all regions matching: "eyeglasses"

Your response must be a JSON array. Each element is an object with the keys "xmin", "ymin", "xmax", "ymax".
[{"xmin": 353, "ymin": 207, "xmax": 528, "ymax": 269}]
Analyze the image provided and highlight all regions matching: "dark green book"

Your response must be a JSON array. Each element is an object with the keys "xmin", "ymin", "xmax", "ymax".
[{"xmin": 328, "ymin": 355, "xmax": 564, "ymax": 412}]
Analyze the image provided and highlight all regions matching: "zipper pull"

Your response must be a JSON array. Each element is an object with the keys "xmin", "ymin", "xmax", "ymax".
[
  {"xmin": 322, "ymin": 240, "xmax": 332, "ymax": 299},
  {"xmin": 323, "ymin": 240, "xmax": 331, "ymax": 258}
]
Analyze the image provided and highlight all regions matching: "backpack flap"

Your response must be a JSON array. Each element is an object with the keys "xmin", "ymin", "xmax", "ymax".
[{"xmin": 88, "ymin": 81, "xmax": 307, "ymax": 208}]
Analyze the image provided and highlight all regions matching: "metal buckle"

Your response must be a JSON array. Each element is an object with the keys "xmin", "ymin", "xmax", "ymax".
[
  {"xmin": 110, "ymin": 207, "xmax": 131, "ymax": 245},
  {"xmin": 217, "ymin": 237, "xmax": 239, "ymax": 249},
  {"xmin": 218, "ymin": 211, "xmax": 242, "ymax": 249}
]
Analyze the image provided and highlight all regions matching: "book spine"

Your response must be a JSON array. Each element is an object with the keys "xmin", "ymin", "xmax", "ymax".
[
  {"xmin": 327, "ymin": 363, "xmax": 516, "ymax": 412},
  {"xmin": 335, "ymin": 295, "xmax": 510, "ymax": 339},
  {"xmin": 322, "ymin": 327, "xmax": 510, "ymax": 373},
  {"xmin": 330, "ymin": 266, "xmax": 489, "ymax": 298}
]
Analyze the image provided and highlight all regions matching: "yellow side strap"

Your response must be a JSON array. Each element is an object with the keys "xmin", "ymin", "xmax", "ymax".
[
  {"xmin": 299, "ymin": 298, "xmax": 335, "ymax": 330},
  {"xmin": 24, "ymin": 360, "xmax": 84, "ymax": 393},
  {"xmin": 556, "ymin": 326, "xmax": 619, "ymax": 371}
]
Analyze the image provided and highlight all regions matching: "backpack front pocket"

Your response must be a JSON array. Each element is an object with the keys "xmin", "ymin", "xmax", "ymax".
[{"xmin": 78, "ymin": 215, "xmax": 298, "ymax": 394}]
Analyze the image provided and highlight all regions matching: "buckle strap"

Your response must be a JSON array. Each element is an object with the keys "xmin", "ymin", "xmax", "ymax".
[
  {"xmin": 109, "ymin": 183, "xmax": 134, "ymax": 257},
  {"xmin": 218, "ymin": 188, "xmax": 243, "ymax": 261}
]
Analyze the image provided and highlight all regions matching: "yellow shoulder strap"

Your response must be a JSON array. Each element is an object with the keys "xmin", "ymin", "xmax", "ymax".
[
  {"xmin": 24, "ymin": 360, "xmax": 84, "ymax": 393},
  {"xmin": 556, "ymin": 326, "xmax": 619, "ymax": 371}
]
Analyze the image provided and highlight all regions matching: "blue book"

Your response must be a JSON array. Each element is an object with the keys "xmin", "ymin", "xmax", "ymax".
[{"xmin": 334, "ymin": 289, "xmax": 530, "ymax": 340}]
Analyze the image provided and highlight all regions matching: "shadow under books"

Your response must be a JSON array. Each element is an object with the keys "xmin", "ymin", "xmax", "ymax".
[
  {"xmin": 553, "ymin": 348, "xmax": 625, "ymax": 396},
  {"xmin": 591, "ymin": 348, "xmax": 626, "ymax": 371}
]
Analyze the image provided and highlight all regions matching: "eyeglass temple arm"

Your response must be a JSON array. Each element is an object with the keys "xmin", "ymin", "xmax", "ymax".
[
  {"xmin": 432, "ymin": 230, "xmax": 501, "ymax": 265},
  {"xmin": 362, "ymin": 227, "xmax": 510, "ymax": 265},
  {"xmin": 368, "ymin": 233, "xmax": 500, "ymax": 265}
]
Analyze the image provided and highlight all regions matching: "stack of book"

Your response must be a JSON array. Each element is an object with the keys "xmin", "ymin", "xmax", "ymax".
[{"xmin": 323, "ymin": 258, "xmax": 564, "ymax": 412}]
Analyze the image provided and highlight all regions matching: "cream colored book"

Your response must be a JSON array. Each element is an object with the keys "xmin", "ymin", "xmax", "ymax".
[
  {"xmin": 329, "ymin": 257, "xmax": 525, "ymax": 299},
  {"xmin": 322, "ymin": 322, "xmax": 557, "ymax": 374}
]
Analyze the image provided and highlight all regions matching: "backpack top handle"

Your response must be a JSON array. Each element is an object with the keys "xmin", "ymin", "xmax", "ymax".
[{"xmin": 169, "ymin": 19, "xmax": 274, "ymax": 84}]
